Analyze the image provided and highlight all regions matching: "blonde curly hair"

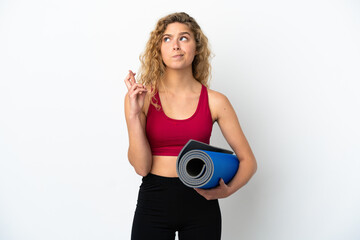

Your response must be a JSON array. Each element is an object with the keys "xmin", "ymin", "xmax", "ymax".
[{"xmin": 137, "ymin": 12, "xmax": 212, "ymax": 108}]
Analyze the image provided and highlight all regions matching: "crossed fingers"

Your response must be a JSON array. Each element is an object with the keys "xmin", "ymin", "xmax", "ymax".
[
  {"xmin": 124, "ymin": 70, "xmax": 147, "ymax": 95},
  {"xmin": 124, "ymin": 70, "xmax": 136, "ymax": 90}
]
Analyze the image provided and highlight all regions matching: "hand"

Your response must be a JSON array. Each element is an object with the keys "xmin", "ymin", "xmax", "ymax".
[
  {"xmin": 124, "ymin": 70, "xmax": 148, "ymax": 117},
  {"xmin": 194, "ymin": 179, "xmax": 231, "ymax": 200}
]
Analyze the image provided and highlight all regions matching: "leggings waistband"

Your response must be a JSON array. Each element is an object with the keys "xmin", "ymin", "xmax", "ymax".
[{"xmin": 144, "ymin": 173, "xmax": 184, "ymax": 186}]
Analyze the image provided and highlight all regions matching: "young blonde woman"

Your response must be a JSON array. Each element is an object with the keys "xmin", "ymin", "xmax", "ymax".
[{"xmin": 124, "ymin": 12, "xmax": 257, "ymax": 240}]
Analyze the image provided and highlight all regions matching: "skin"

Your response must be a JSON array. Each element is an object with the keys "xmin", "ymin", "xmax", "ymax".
[{"xmin": 124, "ymin": 22, "xmax": 257, "ymax": 200}]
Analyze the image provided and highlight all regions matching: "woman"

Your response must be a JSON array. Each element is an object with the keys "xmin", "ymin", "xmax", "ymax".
[{"xmin": 124, "ymin": 12, "xmax": 257, "ymax": 240}]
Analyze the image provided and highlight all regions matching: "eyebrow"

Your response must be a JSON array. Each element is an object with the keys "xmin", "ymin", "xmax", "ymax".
[{"xmin": 162, "ymin": 32, "xmax": 191, "ymax": 37}]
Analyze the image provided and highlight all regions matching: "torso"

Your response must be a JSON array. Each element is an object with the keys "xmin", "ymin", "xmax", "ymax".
[
  {"xmin": 151, "ymin": 155, "xmax": 178, "ymax": 176},
  {"xmin": 143, "ymin": 82, "xmax": 218, "ymax": 177}
]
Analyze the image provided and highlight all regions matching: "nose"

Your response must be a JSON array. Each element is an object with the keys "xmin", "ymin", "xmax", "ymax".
[{"xmin": 173, "ymin": 40, "xmax": 180, "ymax": 50}]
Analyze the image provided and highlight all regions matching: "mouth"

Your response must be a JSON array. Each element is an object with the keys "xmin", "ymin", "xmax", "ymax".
[{"xmin": 172, "ymin": 54, "xmax": 184, "ymax": 58}]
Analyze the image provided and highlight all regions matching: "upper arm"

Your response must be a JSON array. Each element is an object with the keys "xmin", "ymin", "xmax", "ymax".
[{"xmin": 208, "ymin": 90, "xmax": 255, "ymax": 161}]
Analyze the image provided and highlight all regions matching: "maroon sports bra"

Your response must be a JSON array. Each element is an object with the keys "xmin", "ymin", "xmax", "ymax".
[{"xmin": 146, "ymin": 84, "xmax": 213, "ymax": 156}]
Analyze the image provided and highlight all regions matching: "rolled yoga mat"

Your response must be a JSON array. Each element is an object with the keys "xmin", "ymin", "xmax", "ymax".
[{"xmin": 176, "ymin": 140, "xmax": 239, "ymax": 189}]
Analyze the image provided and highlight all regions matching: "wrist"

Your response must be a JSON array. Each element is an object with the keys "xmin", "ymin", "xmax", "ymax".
[
  {"xmin": 128, "ymin": 111, "xmax": 143, "ymax": 121},
  {"xmin": 128, "ymin": 113, "xmax": 140, "ymax": 120},
  {"xmin": 226, "ymin": 184, "xmax": 237, "ymax": 197}
]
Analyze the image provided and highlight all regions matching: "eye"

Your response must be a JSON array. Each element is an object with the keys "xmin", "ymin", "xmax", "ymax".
[
  {"xmin": 163, "ymin": 37, "xmax": 170, "ymax": 42},
  {"xmin": 180, "ymin": 36, "xmax": 188, "ymax": 41}
]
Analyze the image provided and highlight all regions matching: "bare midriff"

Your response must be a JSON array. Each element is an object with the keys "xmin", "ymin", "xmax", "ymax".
[{"xmin": 150, "ymin": 155, "xmax": 179, "ymax": 177}]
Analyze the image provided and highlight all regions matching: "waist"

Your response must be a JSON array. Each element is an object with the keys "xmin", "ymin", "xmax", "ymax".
[{"xmin": 150, "ymin": 155, "xmax": 178, "ymax": 177}]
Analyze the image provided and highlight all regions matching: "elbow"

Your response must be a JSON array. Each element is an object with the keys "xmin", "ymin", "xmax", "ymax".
[
  {"xmin": 134, "ymin": 166, "xmax": 151, "ymax": 177},
  {"xmin": 252, "ymin": 157, "xmax": 258, "ymax": 175},
  {"xmin": 128, "ymin": 150, "xmax": 152, "ymax": 177},
  {"xmin": 129, "ymin": 157, "xmax": 151, "ymax": 177}
]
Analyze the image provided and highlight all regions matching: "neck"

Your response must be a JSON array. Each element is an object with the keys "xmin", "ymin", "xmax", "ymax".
[{"xmin": 161, "ymin": 67, "xmax": 197, "ymax": 91}]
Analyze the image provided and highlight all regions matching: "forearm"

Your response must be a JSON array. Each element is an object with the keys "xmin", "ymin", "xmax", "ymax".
[
  {"xmin": 193, "ymin": 155, "xmax": 257, "ymax": 200},
  {"xmin": 227, "ymin": 156, "xmax": 257, "ymax": 195},
  {"xmin": 123, "ymin": 71, "xmax": 152, "ymax": 176},
  {"xmin": 126, "ymin": 115, "xmax": 152, "ymax": 176}
]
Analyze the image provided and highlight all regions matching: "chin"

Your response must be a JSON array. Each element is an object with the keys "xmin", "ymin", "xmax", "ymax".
[{"xmin": 165, "ymin": 63, "xmax": 192, "ymax": 70}]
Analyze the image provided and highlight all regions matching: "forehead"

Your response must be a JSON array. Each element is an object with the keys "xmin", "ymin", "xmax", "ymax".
[{"xmin": 163, "ymin": 22, "xmax": 193, "ymax": 36}]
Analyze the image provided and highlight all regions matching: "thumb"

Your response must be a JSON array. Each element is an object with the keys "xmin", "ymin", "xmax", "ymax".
[{"xmin": 219, "ymin": 178, "xmax": 226, "ymax": 186}]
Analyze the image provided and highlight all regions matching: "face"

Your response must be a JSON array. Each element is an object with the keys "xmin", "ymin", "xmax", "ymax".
[{"xmin": 160, "ymin": 22, "xmax": 197, "ymax": 71}]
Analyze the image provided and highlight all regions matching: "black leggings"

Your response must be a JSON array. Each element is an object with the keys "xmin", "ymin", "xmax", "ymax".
[{"xmin": 131, "ymin": 173, "xmax": 222, "ymax": 240}]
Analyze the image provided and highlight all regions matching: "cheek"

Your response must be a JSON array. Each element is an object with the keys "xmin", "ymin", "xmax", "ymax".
[
  {"xmin": 187, "ymin": 45, "xmax": 197, "ymax": 58},
  {"xmin": 160, "ymin": 46, "xmax": 168, "ymax": 65},
  {"xmin": 160, "ymin": 45, "xmax": 169, "ymax": 58},
  {"xmin": 187, "ymin": 41, "xmax": 196, "ymax": 53}
]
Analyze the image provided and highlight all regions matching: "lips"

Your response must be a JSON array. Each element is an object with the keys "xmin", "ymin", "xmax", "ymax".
[{"xmin": 172, "ymin": 54, "xmax": 184, "ymax": 58}]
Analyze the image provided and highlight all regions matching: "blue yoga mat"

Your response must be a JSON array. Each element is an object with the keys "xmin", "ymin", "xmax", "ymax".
[{"xmin": 176, "ymin": 140, "xmax": 239, "ymax": 189}]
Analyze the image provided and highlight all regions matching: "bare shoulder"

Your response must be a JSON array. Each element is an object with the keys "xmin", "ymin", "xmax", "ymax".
[
  {"xmin": 207, "ymin": 88, "xmax": 232, "ymax": 122},
  {"xmin": 208, "ymin": 89, "xmax": 230, "ymax": 107}
]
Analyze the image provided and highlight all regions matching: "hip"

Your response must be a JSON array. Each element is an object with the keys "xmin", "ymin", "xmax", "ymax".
[{"xmin": 135, "ymin": 173, "xmax": 220, "ymax": 217}]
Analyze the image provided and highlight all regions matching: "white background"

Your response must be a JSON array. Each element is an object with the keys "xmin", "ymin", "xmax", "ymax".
[{"xmin": 1, "ymin": 0, "xmax": 359, "ymax": 239}]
